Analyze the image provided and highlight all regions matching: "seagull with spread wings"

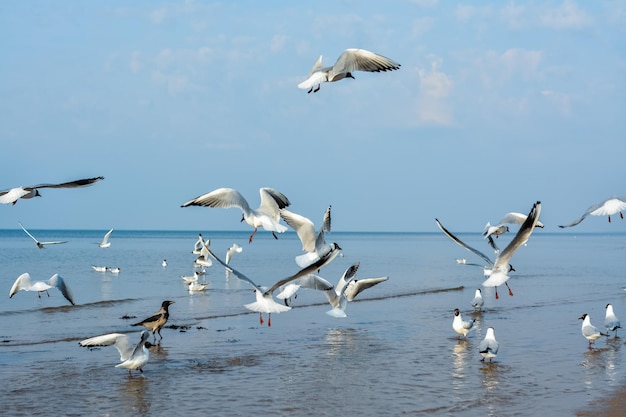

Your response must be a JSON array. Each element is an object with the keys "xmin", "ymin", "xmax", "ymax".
[
  {"xmin": 0, "ymin": 176, "xmax": 104, "ymax": 205},
  {"xmin": 18, "ymin": 222, "xmax": 68, "ymax": 249}
]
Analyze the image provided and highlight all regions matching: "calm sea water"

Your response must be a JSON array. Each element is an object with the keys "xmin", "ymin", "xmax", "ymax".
[{"xmin": 0, "ymin": 229, "xmax": 625, "ymax": 416}]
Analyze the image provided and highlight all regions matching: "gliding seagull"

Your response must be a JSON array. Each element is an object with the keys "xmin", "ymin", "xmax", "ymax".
[
  {"xmin": 18, "ymin": 222, "xmax": 68, "ymax": 249},
  {"xmin": 9, "ymin": 272, "xmax": 75, "ymax": 305},
  {"xmin": 559, "ymin": 197, "xmax": 626, "ymax": 228},
  {"xmin": 483, "ymin": 212, "xmax": 544, "ymax": 253},
  {"xmin": 0, "ymin": 176, "xmax": 104, "ymax": 205}
]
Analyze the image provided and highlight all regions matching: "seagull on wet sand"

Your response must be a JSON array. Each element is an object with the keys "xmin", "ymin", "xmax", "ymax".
[
  {"xmin": 559, "ymin": 197, "xmax": 626, "ymax": 228},
  {"xmin": 207, "ymin": 242, "xmax": 340, "ymax": 326},
  {"xmin": 131, "ymin": 301, "xmax": 175, "ymax": 343},
  {"xmin": 18, "ymin": 222, "xmax": 68, "ymax": 249},
  {"xmin": 0, "ymin": 176, "xmax": 104, "ymax": 205},
  {"xmin": 579, "ymin": 313, "xmax": 608, "ymax": 347},
  {"xmin": 181, "ymin": 188, "xmax": 291, "ymax": 243},
  {"xmin": 604, "ymin": 304, "xmax": 621, "ymax": 338},
  {"xmin": 471, "ymin": 289, "xmax": 484, "ymax": 311},
  {"xmin": 79, "ymin": 331, "xmax": 153, "ymax": 377},
  {"xmin": 479, "ymin": 327, "xmax": 499, "ymax": 362},
  {"xmin": 298, "ymin": 48, "xmax": 400, "ymax": 93},
  {"xmin": 280, "ymin": 206, "xmax": 341, "ymax": 268},
  {"xmin": 97, "ymin": 229, "xmax": 113, "ymax": 248},
  {"xmin": 9, "ymin": 273, "xmax": 75, "ymax": 305},
  {"xmin": 453, "ymin": 308, "xmax": 475, "ymax": 340}
]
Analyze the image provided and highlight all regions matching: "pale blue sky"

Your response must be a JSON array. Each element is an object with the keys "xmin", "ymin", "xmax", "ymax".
[{"xmin": 1, "ymin": 0, "xmax": 624, "ymax": 232}]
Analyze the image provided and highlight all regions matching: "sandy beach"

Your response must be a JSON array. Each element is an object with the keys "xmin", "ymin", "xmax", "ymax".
[{"xmin": 578, "ymin": 382, "xmax": 626, "ymax": 417}]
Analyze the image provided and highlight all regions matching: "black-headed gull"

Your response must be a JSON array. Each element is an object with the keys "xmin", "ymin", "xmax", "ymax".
[
  {"xmin": 0, "ymin": 176, "xmax": 104, "ymax": 205},
  {"xmin": 579, "ymin": 313, "xmax": 607, "ymax": 347},
  {"xmin": 225, "ymin": 243, "xmax": 243, "ymax": 265},
  {"xmin": 280, "ymin": 206, "xmax": 341, "ymax": 268},
  {"xmin": 131, "ymin": 301, "xmax": 175, "ymax": 343},
  {"xmin": 276, "ymin": 262, "xmax": 389, "ymax": 317},
  {"xmin": 18, "ymin": 222, "xmax": 68, "ymax": 249},
  {"xmin": 181, "ymin": 188, "xmax": 291, "ymax": 243},
  {"xmin": 479, "ymin": 327, "xmax": 499, "ymax": 362},
  {"xmin": 453, "ymin": 308, "xmax": 475, "ymax": 340},
  {"xmin": 188, "ymin": 281, "xmax": 209, "ymax": 292},
  {"xmin": 604, "ymin": 304, "xmax": 621, "ymax": 338},
  {"xmin": 559, "ymin": 197, "xmax": 626, "ymax": 228},
  {"xmin": 483, "ymin": 212, "xmax": 545, "ymax": 253},
  {"xmin": 298, "ymin": 49, "xmax": 400, "ymax": 93},
  {"xmin": 206, "ymin": 241, "xmax": 340, "ymax": 326},
  {"xmin": 79, "ymin": 330, "xmax": 153, "ymax": 377},
  {"xmin": 162, "ymin": 259, "xmax": 167, "ymax": 268},
  {"xmin": 9, "ymin": 272, "xmax": 75, "ymax": 305},
  {"xmin": 96, "ymin": 229, "xmax": 113, "ymax": 248},
  {"xmin": 92, "ymin": 265, "xmax": 107, "ymax": 272},
  {"xmin": 471, "ymin": 289, "xmax": 484, "ymax": 311}
]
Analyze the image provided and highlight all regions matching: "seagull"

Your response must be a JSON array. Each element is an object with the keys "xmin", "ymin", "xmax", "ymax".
[
  {"xmin": 471, "ymin": 289, "xmax": 484, "ymax": 311},
  {"xmin": 225, "ymin": 243, "xmax": 243, "ymax": 265},
  {"xmin": 108, "ymin": 267, "xmax": 121, "ymax": 274},
  {"xmin": 194, "ymin": 238, "xmax": 213, "ymax": 268},
  {"xmin": 131, "ymin": 301, "xmax": 175, "ymax": 343},
  {"xmin": 92, "ymin": 265, "xmax": 107, "ymax": 272},
  {"xmin": 180, "ymin": 271, "xmax": 200, "ymax": 285},
  {"xmin": 9, "ymin": 272, "xmax": 75, "ymax": 305},
  {"xmin": 483, "ymin": 212, "xmax": 545, "ymax": 252},
  {"xmin": 276, "ymin": 262, "xmax": 389, "ymax": 317},
  {"xmin": 192, "ymin": 233, "xmax": 204, "ymax": 254},
  {"xmin": 206, "ymin": 241, "xmax": 340, "ymax": 326},
  {"xmin": 97, "ymin": 229, "xmax": 113, "ymax": 248},
  {"xmin": 162, "ymin": 259, "xmax": 167, "ymax": 268},
  {"xmin": 559, "ymin": 197, "xmax": 626, "ymax": 228},
  {"xmin": 79, "ymin": 331, "xmax": 154, "ymax": 377},
  {"xmin": 0, "ymin": 176, "xmax": 104, "ymax": 205},
  {"xmin": 453, "ymin": 308, "xmax": 475, "ymax": 340},
  {"xmin": 181, "ymin": 187, "xmax": 291, "ymax": 243},
  {"xmin": 479, "ymin": 327, "xmax": 499, "ymax": 362},
  {"xmin": 298, "ymin": 49, "xmax": 400, "ymax": 93},
  {"xmin": 604, "ymin": 304, "xmax": 621, "ymax": 338},
  {"xmin": 280, "ymin": 206, "xmax": 341, "ymax": 268},
  {"xmin": 18, "ymin": 222, "xmax": 68, "ymax": 249},
  {"xmin": 579, "ymin": 313, "xmax": 608, "ymax": 347},
  {"xmin": 436, "ymin": 201, "xmax": 542, "ymax": 299},
  {"xmin": 188, "ymin": 281, "xmax": 209, "ymax": 292}
]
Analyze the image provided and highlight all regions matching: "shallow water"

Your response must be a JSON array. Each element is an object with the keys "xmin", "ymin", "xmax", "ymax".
[{"xmin": 1, "ymin": 229, "xmax": 625, "ymax": 416}]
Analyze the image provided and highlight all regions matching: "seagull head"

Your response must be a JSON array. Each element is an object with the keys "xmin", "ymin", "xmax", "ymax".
[
  {"xmin": 346, "ymin": 72, "xmax": 355, "ymax": 79},
  {"xmin": 578, "ymin": 313, "xmax": 588, "ymax": 321}
]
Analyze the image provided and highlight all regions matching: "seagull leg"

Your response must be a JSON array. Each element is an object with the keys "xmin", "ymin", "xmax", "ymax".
[
  {"xmin": 249, "ymin": 228, "xmax": 258, "ymax": 243},
  {"xmin": 313, "ymin": 85, "xmax": 320, "ymax": 93},
  {"xmin": 608, "ymin": 216, "xmax": 611, "ymax": 223},
  {"xmin": 307, "ymin": 87, "xmax": 313, "ymax": 94},
  {"xmin": 259, "ymin": 313, "xmax": 264, "ymax": 325},
  {"xmin": 268, "ymin": 313, "xmax": 272, "ymax": 327},
  {"xmin": 505, "ymin": 282, "xmax": 514, "ymax": 296},
  {"xmin": 272, "ymin": 232, "xmax": 278, "ymax": 240},
  {"xmin": 495, "ymin": 288, "xmax": 499, "ymax": 299}
]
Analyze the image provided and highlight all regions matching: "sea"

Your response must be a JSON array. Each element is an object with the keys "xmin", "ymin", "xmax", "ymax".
[{"xmin": 0, "ymin": 229, "xmax": 624, "ymax": 417}]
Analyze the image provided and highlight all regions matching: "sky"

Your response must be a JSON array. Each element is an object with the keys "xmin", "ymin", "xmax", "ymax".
[{"xmin": 0, "ymin": 0, "xmax": 624, "ymax": 233}]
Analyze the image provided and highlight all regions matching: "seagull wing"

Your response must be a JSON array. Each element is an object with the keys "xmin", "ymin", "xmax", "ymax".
[
  {"xmin": 181, "ymin": 188, "xmax": 251, "ymax": 214},
  {"xmin": 18, "ymin": 222, "xmax": 40, "ymax": 244},
  {"xmin": 9, "ymin": 273, "xmax": 32, "ymax": 298},
  {"xmin": 79, "ymin": 333, "xmax": 133, "ymax": 361},
  {"xmin": 344, "ymin": 276, "xmax": 389, "ymax": 302},
  {"xmin": 101, "ymin": 229, "xmax": 114, "ymax": 244},
  {"xmin": 280, "ymin": 209, "xmax": 317, "ymax": 252},
  {"xmin": 435, "ymin": 219, "xmax": 494, "ymax": 267},
  {"xmin": 0, "ymin": 188, "xmax": 29, "ymax": 204},
  {"xmin": 47, "ymin": 273, "xmax": 75, "ymax": 305},
  {"xmin": 331, "ymin": 49, "xmax": 401, "ymax": 79},
  {"xmin": 493, "ymin": 201, "xmax": 541, "ymax": 273}
]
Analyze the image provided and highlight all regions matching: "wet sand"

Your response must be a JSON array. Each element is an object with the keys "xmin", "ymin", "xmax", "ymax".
[{"xmin": 578, "ymin": 383, "xmax": 626, "ymax": 417}]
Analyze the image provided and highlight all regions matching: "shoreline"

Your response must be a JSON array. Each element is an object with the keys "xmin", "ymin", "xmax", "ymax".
[{"xmin": 577, "ymin": 382, "xmax": 626, "ymax": 417}]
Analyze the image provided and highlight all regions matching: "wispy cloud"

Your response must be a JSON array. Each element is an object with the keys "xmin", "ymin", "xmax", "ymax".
[
  {"xmin": 540, "ymin": 0, "xmax": 593, "ymax": 29},
  {"xmin": 416, "ymin": 56, "xmax": 453, "ymax": 125}
]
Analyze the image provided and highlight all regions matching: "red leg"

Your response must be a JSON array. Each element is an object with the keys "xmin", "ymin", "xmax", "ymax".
[
  {"xmin": 495, "ymin": 288, "xmax": 499, "ymax": 299},
  {"xmin": 259, "ymin": 313, "xmax": 264, "ymax": 325},
  {"xmin": 249, "ymin": 228, "xmax": 257, "ymax": 243},
  {"xmin": 268, "ymin": 314, "xmax": 272, "ymax": 327},
  {"xmin": 506, "ymin": 282, "xmax": 514, "ymax": 296}
]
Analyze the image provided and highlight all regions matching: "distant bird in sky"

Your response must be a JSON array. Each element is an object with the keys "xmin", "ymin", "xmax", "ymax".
[
  {"xmin": 280, "ymin": 205, "xmax": 340, "ymax": 268},
  {"xmin": 471, "ymin": 289, "xmax": 484, "ymax": 311},
  {"xmin": 483, "ymin": 212, "xmax": 545, "ymax": 253},
  {"xmin": 604, "ymin": 304, "xmax": 621, "ymax": 338},
  {"xmin": 225, "ymin": 243, "xmax": 243, "ymax": 265},
  {"xmin": 206, "ymin": 241, "xmax": 339, "ymax": 326},
  {"xmin": 18, "ymin": 221, "xmax": 68, "ymax": 249},
  {"xmin": 9, "ymin": 272, "xmax": 75, "ymax": 305},
  {"xmin": 479, "ymin": 327, "xmax": 499, "ymax": 362},
  {"xmin": 131, "ymin": 300, "xmax": 175, "ymax": 343},
  {"xmin": 453, "ymin": 308, "xmax": 475, "ymax": 340},
  {"xmin": 559, "ymin": 197, "xmax": 626, "ymax": 228},
  {"xmin": 181, "ymin": 187, "xmax": 291, "ymax": 243},
  {"xmin": 96, "ymin": 229, "xmax": 113, "ymax": 248},
  {"xmin": 79, "ymin": 331, "xmax": 154, "ymax": 377},
  {"xmin": 298, "ymin": 48, "xmax": 400, "ymax": 93},
  {"xmin": 0, "ymin": 176, "xmax": 104, "ymax": 205},
  {"xmin": 579, "ymin": 313, "xmax": 607, "ymax": 347}
]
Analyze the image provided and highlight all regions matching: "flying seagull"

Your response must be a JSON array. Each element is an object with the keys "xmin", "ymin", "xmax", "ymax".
[
  {"xmin": 131, "ymin": 300, "xmax": 175, "ymax": 343},
  {"xmin": 559, "ymin": 197, "xmax": 626, "ymax": 228},
  {"xmin": 9, "ymin": 272, "xmax": 75, "ymax": 305},
  {"xmin": 18, "ymin": 222, "xmax": 68, "ymax": 249},
  {"xmin": 0, "ymin": 176, "xmax": 104, "ymax": 205},
  {"xmin": 181, "ymin": 187, "xmax": 291, "ymax": 243},
  {"xmin": 79, "ymin": 331, "xmax": 154, "ymax": 377},
  {"xmin": 225, "ymin": 243, "xmax": 243, "ymax": 265},
  {"xmin": 298, "ymin": 48, "xmax": 400, "ymax": 93},
  {"xmin": 96, "ymin": 229, "xmax": 114, "ymax": 248},
  {"xmin": 483, "ymin": 212, "xmax": 545, "ymax": 253}
]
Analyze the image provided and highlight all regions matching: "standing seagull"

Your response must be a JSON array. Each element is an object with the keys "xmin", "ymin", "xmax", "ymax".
[
  {"xmin": 206, "ymin": 242, "xmax": 340, "ymax": 326},
  {"xmin": 79, "ymin": 331, "xmax": 153, "ymax": 377},
  {"xmin": 181, "ymin": 187, "xmax": 291, "ymax": 243},
  {"xmin": 453, "ymin": 308, "xmax": 475, "ymax": 340},
  {"xmin": 559, "ymin": 197, "xmax": 626, "ymax": 228},
  {"xmin": 18, "ymin": 222, "xmax": 68, "ymax": 249},
  {"xmin": 479, "ymin": 327, "xmax": 499, "ymax": 362},
  {"xmin": 9, "ymin": 273, "xmax": 75, "ymax": 305},
  {"xmin": 298, "ymin": 49, "xmax": 400, "ymax": 93},
  {"xmin": 579, "ymin": 313, "xmax": 608, "ymax": 347},
  {"xmin": 604, "ymin": 304, "xmax": 621, "ymax": 338},
  {"xmin": 131, "ymin": 301, "xmax": 175, "ymax": 343},
  {"xmin": 471, "ymin": 289, "xmax": 484, "ymax": 311},
  {"xmin": 280, "ymin": 206, "xmax": 341, "ymax": 268},
  {"xmin": 0, "ymin": 176, "xmax": 104, "ymax": 205},
  {"xmin": 97, "ymin": 229, "xmax": 114, "ymax": 248}
]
